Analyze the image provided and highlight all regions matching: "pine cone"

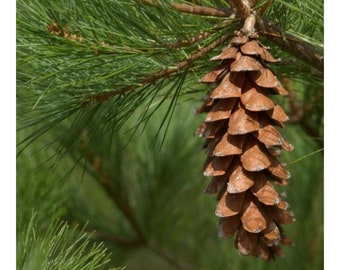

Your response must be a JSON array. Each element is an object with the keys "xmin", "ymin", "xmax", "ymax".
[{"xmin": 196, "ymin": 33, "xmax": 295, "ymax": 260}]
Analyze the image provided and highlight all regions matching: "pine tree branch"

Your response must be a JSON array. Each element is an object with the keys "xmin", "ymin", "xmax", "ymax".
[
  {"xmin": 139, "ymin": 1, "xmax": 323, "ymax": 72},
  {"xmin": 257, "ymin": 17, "xmax": 324, "ymax": 72},
  {"xmin": 81, "ymin": 33, "xmax": 230, "ymax": 106}
]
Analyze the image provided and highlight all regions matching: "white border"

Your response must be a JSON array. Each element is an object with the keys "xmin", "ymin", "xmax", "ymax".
[{"xmin": 1, "ymin": 1, "xmax": 16, "ymax": 269}]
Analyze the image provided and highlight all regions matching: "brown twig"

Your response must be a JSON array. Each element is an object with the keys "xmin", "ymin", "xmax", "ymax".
[
  {"xmin": 167, "ymin": 31, "xmax": 212, "ymax": 49},
  {"xmin": 140, "ymin": 1, "xmax": 323, "ymax": 71},
  {"xmin": 257, "ymin": 17, "xmax": 323, "ymax": 72},
  {"xmin": 241, "ymin": 12, "xmax": 257, "ymax": 36},
  {"xmin": 81, "ymin": 1, "xmax": 322, "ymax": 107},
  {"xmin": 141, "ymin": 0, "xmax": 232, "ymax": 17},
  {"xmin": 81, "ymin": 34, "xmax": 230, "ymax": 106}
]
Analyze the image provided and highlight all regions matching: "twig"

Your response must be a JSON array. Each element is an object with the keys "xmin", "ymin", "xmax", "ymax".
[
  {"xmin": 141, "ymin": 0, "xmax": 233, "ymax": 17},
  {"xmin": 257, "ymin": 17, "xmax": 323, "ymax": 72},
  {"xmin": 140, "ymin": 1, "xmax": 323, "ymax": 71},
  {"xmin": 81, "ymin": 34, "xmax": 230, "ymax": 106},
  {"xmin": 167, "ymin": 31, "xmax": 212, "ymax": 49},
  {"xmin": 81, "ymin": 1, "xmax": 322, "ymax": 107},
  {"xmin": 241, "ymin": 12, "xmax": 257, "ymax": 36}
]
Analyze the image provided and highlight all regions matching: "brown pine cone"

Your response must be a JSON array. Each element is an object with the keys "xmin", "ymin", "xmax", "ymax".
[{"xmin": 196, "ymin": 33, "xmax": 295, "ymax": 260}]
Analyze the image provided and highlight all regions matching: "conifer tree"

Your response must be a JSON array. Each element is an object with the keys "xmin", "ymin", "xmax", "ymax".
[{"xmin": 17, "ymin": 0, "xmax": 323, "ymax": 269}]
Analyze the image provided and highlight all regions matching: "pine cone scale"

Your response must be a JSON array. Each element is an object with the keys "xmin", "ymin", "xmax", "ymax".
[
  {"xmin": 240, "ymin": 39, "xmax": 263, "ymax": 55},
  {"xmin": 215, "ymin": 191, "xmax": 245, "ymax": 217},
  {"xmin": 241, "ymin": 199, "xmax": 267, "ymax": 233},
  {"xmin": 210, "ymin": 72, "xmax": 244, "ymax": 99},
  {"xmin": 196, "ymin": 32, "xmax": 295, "ymax": 260}
]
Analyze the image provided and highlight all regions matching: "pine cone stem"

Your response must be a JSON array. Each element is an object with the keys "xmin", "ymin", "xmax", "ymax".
[{"xmin": 241, "ymin": 12, "xmax": 257, "ymax": 36}]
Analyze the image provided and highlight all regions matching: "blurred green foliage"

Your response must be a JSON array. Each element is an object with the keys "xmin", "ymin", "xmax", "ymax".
[{"xmin": 17, "ymin": 100, "xmax": 323, "ymax": 269}]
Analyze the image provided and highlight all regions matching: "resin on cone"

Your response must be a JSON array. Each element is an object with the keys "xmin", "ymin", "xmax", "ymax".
[{"xmin": 196, "ymin": 31, "xmax": 295, "ymax": 260}]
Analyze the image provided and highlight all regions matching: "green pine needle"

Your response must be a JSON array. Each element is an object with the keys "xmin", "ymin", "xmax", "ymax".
[
  {"xmin": 17, "ymin": 213, "xmax": 123, "ymax": 270},
  {"xmin": 17, "ymin": 0, "xmax": 323, "ymax": 156}
]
